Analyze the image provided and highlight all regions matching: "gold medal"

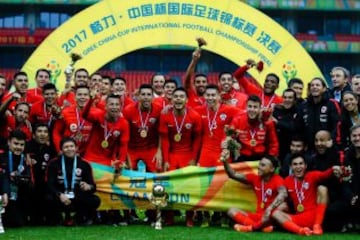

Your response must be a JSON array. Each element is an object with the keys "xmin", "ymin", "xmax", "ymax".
[
  {"xmin": 250, "ymin": 138, "xmax": 257, "ymax": 146},
  {"xmin": 140, "ymin": 129, "xmax": 148, "ymax": 138},
  {"xmin": 174, "ymin": 133, "xmax": 182, "ymax": 142},
  {"xmin": 260, "ymin": 202, "xmax": 265, "ymax": 209},
  {"xmin": 297, "ymin": 203, "xmax": 304, "ymax": 212},
  {"xmin": 101, "ymin": 140, "xmax": 109, "ymax": 148}
]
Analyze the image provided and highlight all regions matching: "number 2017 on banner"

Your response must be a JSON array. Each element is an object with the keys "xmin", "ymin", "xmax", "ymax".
[{"xmin": 62, "ymin": 30, "xmax": 87, "ymax": 54}]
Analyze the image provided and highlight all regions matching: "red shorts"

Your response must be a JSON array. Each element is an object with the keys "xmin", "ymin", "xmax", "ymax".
[
  {"xmin": 128, "ymin": 148, "xmax": 157, "ymax": 172},
  {"xmin": 198, "ymin": 150, "xmax": 223, "ymax": 167},
  {"xmin": 290, "ymin": 211, "xmax": 316, "ymax": 228},
  {"xmin": 168, "ymin": 152, "xmax": 193, "ymax": 170},
  {"xmin": 247, "ymin": 212, "xmax": 263, "ymax": 223}
]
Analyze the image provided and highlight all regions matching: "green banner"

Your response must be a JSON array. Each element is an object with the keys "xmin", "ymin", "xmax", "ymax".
[
  {"xmin": 92, "ymin": 162, "xmax": 258, "ymax": 211},
  {"xmin": 242, "ymin": 0, "xmax": 360, "ymax": 10},
  {"xmin": 299, "ymin": 40, "xmax": 360, "ymax": 53}
]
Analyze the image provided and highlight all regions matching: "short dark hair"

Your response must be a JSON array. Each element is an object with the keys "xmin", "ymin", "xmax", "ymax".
[
  {"xmin": 247, "ymin": 94, "xmax": 261, "ymax": 104},
  {"xmin": 311, "ymin": 77, "xmax": 327, "ymax": 88},
  {"xmin": 74, "ymin": 68, "xmax": 89, "ymax": 77},
  {"xmin": 111, "ymin": 76, "xmax": 126, "ymax": 85},
  {"xmin": 194, "ymin": 73, "xmax": 207, "ymax": 80},
  {"xmin": 15, "ymin": 102, "xmax": 30, "ymax": 111},
  {"xmin": 42, "ymin": 83, "xmax": 57, "ymax": 92},
  {"xmin": 151, "ymin": 73, "xmax": 165, "ymax": 85},
  {"xmin": 33, "ymin": 123, "xmax": 49, "ymax": 132},
  {"xmin": 173, "ymin": 87, "xmax": 188, "ymax": 97},
  {"xmin": 218, "ymin": 71, "xmax": 233, "ymax": 80},
  {"xmin": 139, "ymin": 84, "xmax": 153, "ymax": 93},
  {"xmin": 205, "ymin": 84, "xmax": 220, "ymax": 92},
  {"xmin": 35, "ymin": 68, "xmax": 51, "ymax": 78},
  {"xmin": 60, "ymin": 137, "xmax": 76, "ymax": 149},
  {"xmin": 164, "ymin": 79, "xmax": 178, "ymax": 88},
  {"xmin": 106, "ymin": 93, "xmax": 121, "ymax": 102},
  {"xmin": 75, "ymin": 85, "xmax": 90, "ymax": 93},
  {"xmin": 266, "ymin": 73, "xmax": 280, "ymax": 84},
  {"xmin": 289, "ymin": 153, "xmax": 306, "ymax": 165},
  {"xmin": 288, "ymin": 78, "xmax": 303, "ymax": 88},
  {"xmin": 14, "ymin": 71, "xmax": 27, "ymax": 80},
  {"xmin": 9, "ymin": 129, "xmax": 27, "ymax": 141},
  {"xmin": 263, "ymin": 155, "xmax": 279, "ymax": 169},
  {"xmin": 291, "ymin": 135, "xmax": 305, "ymax": 143},
  {"xmin": 283, "ymin": 88, "xmax": 297, "ymax": 99}
]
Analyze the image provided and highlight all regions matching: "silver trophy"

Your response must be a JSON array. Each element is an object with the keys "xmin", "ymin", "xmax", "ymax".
[
  {"xmin": 149, "ymin": 184, "xmax": 168, "ymax": 230},
  {"xmin": 0, "ymin": 195, "xmax": 5, "ymax": 234}
]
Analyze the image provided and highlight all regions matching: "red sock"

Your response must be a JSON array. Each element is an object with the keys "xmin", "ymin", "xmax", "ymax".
[
  {"xmin": 314, "ymin": 203, "xmax": 326, "ymax": 225},
  {"xmin": 282, "ymin": 220, "xmax": 301, "ymax": 234},
  {"xmin": 232, "ymin": 212, "xmax": 254, "ymax": 225}
]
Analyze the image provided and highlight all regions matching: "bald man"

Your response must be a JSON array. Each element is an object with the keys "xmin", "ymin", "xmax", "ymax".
[{"xmin": 308, "ymin": 130, "xmax": 348, "ymax": 232}]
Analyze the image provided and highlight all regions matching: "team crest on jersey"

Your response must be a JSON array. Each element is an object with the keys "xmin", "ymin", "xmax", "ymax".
[
  {"xmin": 44, "ymin": 153, "xmax": 50, "ymax": 162},
  {"xmin": 75, "ymin": 168, "xmax": 82, "ymax": 176},
  {"xmin": 113, "ymin": 130, "xmax": 121, "ymax": 137},
  {"xmin": 185, "ymin": 123, "xmax": 192, "ymax": 129},
  {"xmin": 219, "ymin": 113, "xmax": 227, "ymax": 121},
  {"xmin": 149, "ymin": 118, "xmax": 156, "ymax": 123},
  {"xmin": 266, "ymin": 189, "xmax": 272, "ymax": 196},
  {"xmin": 321, "ymin": 106, "xmax": 327, "ymax": 113},
  {"xmin": 303, "ymin": 182, "xmax": 309, "ymax": 190},
  {"xmin": 70, "ymin": 123, "xmax": 77, "ymax": 132},
  {"xmin": 230, "ymin": 99, "xmax": 238, "ymax": 105}
]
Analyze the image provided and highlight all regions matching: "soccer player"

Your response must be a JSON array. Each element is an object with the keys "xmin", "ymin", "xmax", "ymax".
[
  {"xmin": 218, "ymin": 72, "xmax": 247, "ymax": 110},
  {"xmin": 52, "ymin": 86, "xmax": 93, "ymax": 155},
  {"xmin": 82, "ymin": 93, "xmax": 129, "ymax": 170},
  {"xmin": 230, "ymin": 95, "xmax": 279, "ymax": 161},
  {"xmin": 29, "ymin": 83, "xmax": 61, "ymax": 128},
  {"xmin": 234, "ymin": 59, "xmax": 283, "ymax": 118},
  {"xmin": 271, "ymin": 153, "xmax": 342, "ymax": 235},
  {"xmin": 46, "ymin": 137, "xmax": 100, "ymax": 226},
  {"xmin": 184, "ymin": 48, "xmax": 207, "ymax": 108},
  {"xmin": 159, "ymin": 87, "xmax": 202, "ymax": 227},
  {"xmin": 27, "ymin": 68, "xmax": 51, "ymax": 98},
  {"xmin": 221, "ymin": 152, "xmax": 287, "ymax": 232},
  {"xmin": 123, "ymin": 84, "xmax": 163, "ymax": 172},
  {"xmin": 59, "ymin": 68, "xmax": 89, "ymax": 107}
]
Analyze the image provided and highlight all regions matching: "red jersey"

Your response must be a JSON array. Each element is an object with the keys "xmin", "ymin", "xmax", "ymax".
[
  {"xmin": 187, "ymin": 88, "xmax": 205, "ymax": 109},
  {"xmin": 52, "ymin": 106, "xmax": 93, "ymax": 154},
  {"xmin": 58, "ymin": 90, "xmax": 76, "ymax": 108},
  {"xmin": 234, "ymin": 65, "xmax": 283, "ymax": 108},
  {"xmin": 1, "ymin": 115, "xmax": 32, "ymax": 141},
  {"xmin": 194, "ymin": 104, "xmax": 240, "ymax": 167},
  {"xmin": 82, "ymin": 107, "xmax": 129, "ymax": 167},
  {"xmin": 285, "ymin": 168, "xmax": 333, "ymax": 213},
  {"xmin": 96, "ymin": 95, "xmax": 134, "ymax": 111},
  {"xmin": 123, "ymin": 102, "xmax": 162, "ymax": 151},
  {"xmin": 231, "ymin": 113, "xmax": 279, "ymax": 158},
  {"xmin": 159, "ymin": 108, "xmax": 202, "ymax": 165},
  {"xmin": 29, "ymin": 100, "xmax": 60, "ymax": 127},
  {"xmin": 246, "ymin": 173, "xmax": 284, "ymax": 213},
  {"xmin": 27, "ymin": 87, "xmax": 43, "ymax": 98},
  {"xmin": 221, "ymin": 89, "xmax": 248, "ymax": 111},
  {"xmin": 153, "ymin": 96, "xmax": 171, "ymax": 110},
  {"xmin": 3, "ymin": 92, "xmax": 42, "ymax": 112}
]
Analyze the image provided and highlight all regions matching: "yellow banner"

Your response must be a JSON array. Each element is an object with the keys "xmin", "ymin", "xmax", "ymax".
[
  {"xmin": 22, "ymin": 0, "xmax": 323, "ymax": 95},
  {"xmin": 93, "ymin": 162, "xmax": 258, "ymax": 211}
]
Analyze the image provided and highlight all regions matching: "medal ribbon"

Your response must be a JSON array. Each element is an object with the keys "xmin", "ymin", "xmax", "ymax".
[
  {"xmin": 138, "ymin": 105, "xmax": 151, "ymax": 130},
  {"xmin": 261, "ymin": 92, "xmax": 275, "ymax": 109},
  {"xmin": 261, "ymin": 180, "xmax": 267, "ymax": 204},
  {"xmin": 249, "ymin": 128, "xmax": 257, "ymax": 140},
  {"xmin": 61, "ymin": 155, "xmax": 77, "ymax": 192},
  {"xmin": 8, "ymin": 151, "xmax": 24, "ymax": 174},
  {"xmin": 173, "ymin": 109, "xmax": 187, "ymax": 135},
  {"xmin": 103, "ymin": 119, "xmax": 113, "ymax": 141},
  {"xmin": 207, "ymin": 106, "xmax": 219, "ymax": 133},
  {"xmin": 294, "ymin": 178, "xmax": 305, "ymax": 205},
  {"xmin": 76, "ymin": 108, "xmax": 85, "ymax": 133},
  {"xmin": 43, "ymin": 102, "xmax": 54, "ymax": 127}
]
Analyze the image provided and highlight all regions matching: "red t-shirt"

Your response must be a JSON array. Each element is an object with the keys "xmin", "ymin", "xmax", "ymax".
[
  {"xmin": 187, "ymin": 88, "xmax": 205, "ymax": 109},
  {"xmin": 285, "ymin": 168, "xmax": 333, "ymax": 213},
  {"xmin": 29, "ymin": 100, "xmax": 60, "ymax": 126},
  {"xmin": 123, "ymin": 102, "xmax": 162, "ymax": 151},
  {"xmin": 246, "ymin": 173, "xmax": 285, "ymax": 213},
  {"xmin": 52, "ymin": 106, "xmax": 93, "ymax": 153},
  {"xmin": 231, "ymin": 113, "xmax": 279, "ymax": 157},
  {"xmin": 221, "ymin": 88, "xmax": 248, "ymax": 111},
  {"xmin": 194, "ymin": 104, "xmax": 240, "ymax": 167},
  {"xmin": 159, "ymin": 108, "xmax": 202, "ymax": 163},
  {"xmin": 82, "ymin": 107, "xmax": 129, "ymax": 166},
  {"xmin": 153, "ymin": 96, "xmax": 171, "ymax": 110},
  {"xmin": 3, "ymin": 92, "xmax": 42, "ymax": 112}
]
